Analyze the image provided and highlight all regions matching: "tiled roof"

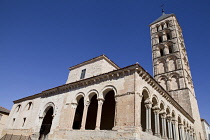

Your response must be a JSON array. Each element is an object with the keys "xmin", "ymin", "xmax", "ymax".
[
  {"xmin": 150, "ymin": 13, "xmax": 174, "ymax": 25},
  {"xmin": 0, "ymin": 106, "xmax": 10, "ymax": 114}
]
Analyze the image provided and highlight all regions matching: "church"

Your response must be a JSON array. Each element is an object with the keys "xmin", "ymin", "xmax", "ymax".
[{"xmin": 1, "ymin": 12, "xmax": 205, "ymax": 140}]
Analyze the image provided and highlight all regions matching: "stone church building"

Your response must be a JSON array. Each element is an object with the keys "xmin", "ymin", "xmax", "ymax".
[{"xmin": 1, "ymin": 12, "xmax": 205, "ymax": 140}]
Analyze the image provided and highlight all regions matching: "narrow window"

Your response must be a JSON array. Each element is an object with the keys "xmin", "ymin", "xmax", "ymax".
[
  {"xmin": 160, "ymin": 48, "xmax": 164, "ymax": 56},
  {"xmin": 17, "ymin": 105, "xmax": 21, "ymax": 112},
  {"xmin": 156, "ymin": 26, "xmax": 159, "ymax": 32},
  {"xmin": 159, "ymin": 36, "xmax": 163, "ymax": 43},
  {"xmin": 80, "ymin": 69, "xmax": 86, "ymax": 79},
  {"xmin": 169, "ymin": 46, "xmax": 173, "ymax": 53},
  {"xmin": 13, "ymin": 118, "xmax": 16, "ymax": 126},
  {"xmin": 167, "ymin": 32, "xmax": 171, "ymax": 40},
  {"xmin": 22, "ymin": 118, "xmax": 26, "ymax": 127},
  {"xmin": 166, "ymin": 22, "xmax": 169, "ymax": 28},
  {"xmin": 28, "ymin": 102, "xmax": 32, "ymax": 110},
  {"xmin": 161, "ymin": 24, "xmax": 164, "ymax": 30}
]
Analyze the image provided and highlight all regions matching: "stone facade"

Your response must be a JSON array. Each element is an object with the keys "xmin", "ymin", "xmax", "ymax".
[
  {"xmin": 0, "ymin": 106, "xmax": 10, "ymax": 137},
  {"xmin": 1, "ymin": 13, "xmax": 205, "ymax": 140},
  {"xmin": 201, "ymin": 119, "xmax": 210, "ymax": 140}
]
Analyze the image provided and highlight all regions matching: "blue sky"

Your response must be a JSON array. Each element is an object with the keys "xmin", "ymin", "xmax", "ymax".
[{"xmin": 0, "ymin": 0, "xmax": 210, "ymax": 122}]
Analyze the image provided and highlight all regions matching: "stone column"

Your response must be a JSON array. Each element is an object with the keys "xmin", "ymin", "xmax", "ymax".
[
  {"xmin": 70, "ymin": 103, "xmax": 78, "ymax": 129},
  {"xmin": 193, "ymin": 133, "xmax": 196, "ymax": 140},
  {"xmin": 153, "ymin": 109, "xmax": 161, "ymax": 137},
  {"xmin": 138, "ymin": 95, "xmax": 143, "ymax": 130},
  {"xmin": 167, "ymin": 116, "xmax": 173, "ymax": 140},
  {"xmin": 145, "ymin": 102, "xmax": 152, "ymax": 134},
  {"xmin": 183, "ymin": 127, "xmax": 187, "ymax": 140},
  {"xmin": 186, "ymin": 129, "xmax": 189, "ymax": 140},
  {"xmin": 178, "ymin": 123, "xmax": 184, "ymax": 140},
  {"xmin": 80, "ymin": 101, "xmax": 90, "ymax": 130},
  {"xmin": 95, "ymin": 98, "xmax": 104, "ymax": 130},
  {"xmin": 160, "ymin": 113, "xmax": 167, "ymax": 139},
  {"xmin": 172, "ymin": 120, "xmax": 179, "ymax": 140},
  {"xmin": 164, "ymin": 45, "xmax": 169, "ymax": 55},
  {"xmin": 190, "ymin": 131, "xmax": 193, "ymax": 140}
]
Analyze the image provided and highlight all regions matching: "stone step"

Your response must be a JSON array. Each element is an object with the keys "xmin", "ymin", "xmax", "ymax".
[{"xmin": 0, "ymin": 134, "xmax": 32, "ymax": 140}]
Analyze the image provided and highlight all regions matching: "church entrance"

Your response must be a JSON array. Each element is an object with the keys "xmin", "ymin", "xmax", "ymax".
[{"xmin": 39, "ymin": 107, "xmax": 54, "ymax": 140}]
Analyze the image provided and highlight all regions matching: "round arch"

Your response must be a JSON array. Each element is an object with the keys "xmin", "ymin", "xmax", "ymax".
[
  {"xmin": 86, "ymin": 89, "xmax": 99, "ymax": 102},
  {"xmin": 100, "ymin": 85, "xmax": 117, "ymax": 99}
]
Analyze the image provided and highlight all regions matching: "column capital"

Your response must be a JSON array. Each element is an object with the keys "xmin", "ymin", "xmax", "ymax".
[
  {"xmin": 84, "ymin": 101, "xmax": 90, "ymax": 107},
  {"xmin": 171, "ymin": 119, "xmax": 178, "ymax": 124},
  {"xmin": 152, "ymin": 105, "xmax": 160, "ymax": 111},
  {"xmin": 166, "ymin": 115, "xmax": 172, "ymax": 121},
  {"xmin": 160, "ymin": 112, "xmax": 167, "ymax": 119},
  {"xmin": 144, "ymin": 98, "xmax": 152, "ymax": 105},
  {"xmin": 153, "ymin": 108, "xmax": 160, "ymax": 114},
  {"xmin": 145, "ymin": 104, "xmax": 152, "ymax": 109},
  {"xmin": 97, "ymin": 99, "xmax": 104, "ymax": 106},
  {"xmin": 71, "ymin": 102, "xmax": 78, "ymax": 109}
]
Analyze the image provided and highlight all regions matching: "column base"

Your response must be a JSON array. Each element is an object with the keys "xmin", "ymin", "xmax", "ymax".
[
  {"xmin": 145, "ymin": 129, "xmax": 153, "ymax": 134},
  {"xmin": 161, "ymin": 136, "xmax": 167, "ymax": 140},
  {"xmin": 95, "ymin": 127, "xmax": 100, "ymax": 131},
  {"xmin": 154, "ymin": 133, "xmax": 161, "ymax": 137}
]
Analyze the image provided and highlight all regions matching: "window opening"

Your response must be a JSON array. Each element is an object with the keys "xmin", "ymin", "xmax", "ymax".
[
  {"xmin": 167, "ymin": 33, "xmax": 171, "ymax": 40},
  {"xmin": 13, "ymin": 118, "xmax": 15, "ymax": 126},
  {"xmin": 161, "ymin": 24, "xmax": 164, "ymax": 30},
  {"xmin": 22, "ymin": 118, "xmax": 26, "ymax": 127},
  {"xmin": 80, "ymin": 69, "xmax": 86, "ymax": 79},
  {"xmin": 159, "ymin": 36, "xmax": 163, "ymax": 43},
  {"xmin": 17, "ymin": 105, "xmax": 21, "ymax": 112},
  {"xmin": 28, "ymin": 102, "xmax": 32, "ymax": 110},
  {"xmin": 169, "ymin": 46, "xmax": 173, "ymax": 53},
  {"xmin": 160, "ymin": 48, "xmax": 164, "ymax": 56},
  {"xmin": 156, "ymin": 26, "xmax": 159, "ymax": 32}
]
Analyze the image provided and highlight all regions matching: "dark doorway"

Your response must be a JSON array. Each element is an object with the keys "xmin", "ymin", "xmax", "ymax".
[
  {"xmin": 39, "ymin": 107, "xmax": 53, "ymax": 140},
  {"xmin": 100, "ymin": 90, "xmax": 115, "ymax": 130},
  {"xmin": 85, "ymin": 94, "xmax": 98, "ymax": 130},
  {"xmin": 72, "ymin": 97, "xmax": 84, "ymax": 129}
]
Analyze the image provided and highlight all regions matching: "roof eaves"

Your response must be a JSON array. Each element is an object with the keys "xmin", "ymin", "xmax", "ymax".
[{"xmin": 150, "ymin": 13, "xmax": 174, "ymax": 26}]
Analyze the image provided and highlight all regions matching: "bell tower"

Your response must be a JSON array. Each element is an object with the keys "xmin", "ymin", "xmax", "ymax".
[{"xmin": 149, "ymin": 11, "xmax": 204, "ymax": 139}]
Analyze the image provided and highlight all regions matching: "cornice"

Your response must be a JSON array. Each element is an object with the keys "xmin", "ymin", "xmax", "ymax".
[{"xmin": 13, "ymin": 63, "xmax": 194, "ymax": 123}]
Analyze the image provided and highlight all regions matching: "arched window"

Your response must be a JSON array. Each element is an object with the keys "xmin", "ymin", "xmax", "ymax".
[
  {"xmin": 167, "ymin": 32, "xmax": 172, "ymax": 40},
  {"xmin": 28, "ymin": 102, "xmax": 32, "ymax": 110},
  {"xmin": 141, "ymin": 89, "xmax": 150, "ymax": 132},
  {"xmin": 156, "ymin": 26, "xmax": 159, "ymax": 32},
  {"xmin": 100, "ymin": 90, "xmax": 116, "ymax": 130},
  {"xmin": 171, "ymin": 75, "xmax": 179, "ymax": 90},
  {"xmin": 158, "ymin": 60, "xmax": 165, "ymax": 74},
  {"xmin": 168, "ymin": 58, "xmax": 176, "ymax": 71},
  {"xmin": 161, "ymin": 24, "xmax": 164, "ymax": 30},
  {"xmin": 159, "ymin": 47, "xmax": 164, "ymax": 56},
  {"xmin": 151, "ymin": 97, "xmax": 158, "ymax": 135},
  {"xmin": 166, "ymin": 22, "xmax": 169, "ymax": 28},
  {"xmin": 159, "ymin": 77, "xmax": 167, "ymax": 90},
  {"xmin": 159, "ymin": 36, "xmax": 163, "ymax": 43},
  {"xmin": 169, "ymin": 46, "xmax": 173, "ymax": 53},
  {"xmin": 39, "ymin": 107, "xmax": 54, "ymax": 140},
  {"xmin": 85, "ymin": 94, "xmax": 98, "ymax": 130},
  {"xmin": 17, "ymin": 105, "xmax": 21, "ymax": 112},
  {"xmin": 73, "ymin": 97, "xmax": 84, "ymax": 129}
]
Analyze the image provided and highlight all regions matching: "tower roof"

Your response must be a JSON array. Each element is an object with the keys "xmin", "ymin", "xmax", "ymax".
[{"xmin": 150, "ymin": 12, "xmax": 174, "ymax": 25}]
